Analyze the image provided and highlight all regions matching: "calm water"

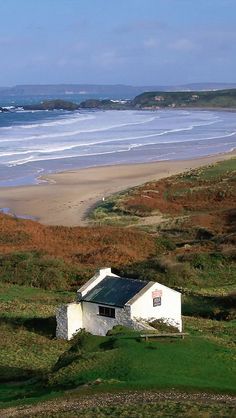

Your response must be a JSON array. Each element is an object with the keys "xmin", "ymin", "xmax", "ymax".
[{"xmin": 0, "ymin": 97, "xmax": 236, "ymax": 186}]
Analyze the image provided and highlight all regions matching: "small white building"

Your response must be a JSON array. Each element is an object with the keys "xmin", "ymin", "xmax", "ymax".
[{"xmin": 56, "ymin": 268, "xmax": 182, "ymax": 340}]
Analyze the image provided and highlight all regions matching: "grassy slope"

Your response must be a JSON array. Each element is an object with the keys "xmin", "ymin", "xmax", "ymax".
[
  {"xmin": 0, "ymin": 284, "xmax": 72, "ymax": 380},
  {"xmin": 133, "ymin": 89, "xmax": 236, "ymax": 108},
  {"xmin": 91, "ymin": 159, "xmax": 236, "ymax": 291},
  {"xmin": 22, "ymin": 89, "xmax": 236, "ymax": 112},
  {"xmin": 0, "ymin": 219, "xmax": 156, "ymax": 290},
  {"xmin": 0, "ymin": 159, "xmax": 235, "ymax": 411},
  {"xmin": 47, "ymin": 331, "xmax": 236, "ymax": 393},
  {"xmin": 1, "ymin": 324, "xmax": 235, "ymax": 409},
  {"xmin": 91, "ymin": 159, "xmax": 236, "ymax": 330}
]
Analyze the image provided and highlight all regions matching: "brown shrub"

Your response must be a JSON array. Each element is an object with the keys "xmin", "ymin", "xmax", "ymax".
[{"xmin": 0, "ymin": 214, "xmax": 156, "ymax": 269}]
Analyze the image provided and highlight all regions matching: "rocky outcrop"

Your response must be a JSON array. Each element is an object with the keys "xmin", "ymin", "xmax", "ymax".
[
  {"xmin": 79, "ymin": 99, "xmax": 130, "ymax": 110},
  {"xmin": 23, "ymin": 99, "xmax": 80, "ymax": 111}
]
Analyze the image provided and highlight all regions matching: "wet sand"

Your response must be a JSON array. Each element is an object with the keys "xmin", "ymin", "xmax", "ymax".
[{"xmin": 0, "ymin": 151, "xmax": 235, "ymax": 226}]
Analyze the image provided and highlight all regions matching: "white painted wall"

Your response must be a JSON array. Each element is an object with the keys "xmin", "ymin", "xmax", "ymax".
[
  {"xmin": 129, "ymin": 282, "xmax": 182, "ymax": 331},
  {"xmin": 67, "ymin": 303, "xmax": 83, "ymax": 339},
  {"xmin": 81, "ymin": 302, "xmax": 129, "ymax": 336},
  {"xmin": 56, "ymin": 271, "xmax": 182, "ymax": 339}
]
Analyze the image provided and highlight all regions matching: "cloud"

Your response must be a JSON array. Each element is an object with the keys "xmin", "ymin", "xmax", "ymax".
[
  {"xmin": 95, "ymin": 50, "xmax": 126, "ymax": 70},
  {"xmin": 55, "ymin": 57, "xmax": 66, "ymax": 67},
  {"xmin": 169, "ymin": 38, "xmax": 196, "ymax": 52},
  {"xmin": 31, "ymin": 55, "xmax": 47, "ymax": 64},
  {"xmin": 114, "ymin": 19, "xmax": 167, "ymax": 34},
  {"xmin": 0, "ymin": 36, "xmax": 14, "ymax": 46},
  {"xmin": 143, "ymin": 38, "xmax": 160, "ymax": 49},
  {"xmin": 72, "ymin": 41, "xmax": 88, "ymax": 52}
]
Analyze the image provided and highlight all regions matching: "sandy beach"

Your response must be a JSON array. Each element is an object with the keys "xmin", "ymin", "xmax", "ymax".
[{"xmin": 0, "ymin": 151, "xmax": 235, "ymax": 226}]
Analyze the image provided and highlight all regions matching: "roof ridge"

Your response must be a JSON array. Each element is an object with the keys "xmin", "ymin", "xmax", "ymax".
[{"xmin": 105, "ymin": 274, "xmax": 147, "ymax": 283}]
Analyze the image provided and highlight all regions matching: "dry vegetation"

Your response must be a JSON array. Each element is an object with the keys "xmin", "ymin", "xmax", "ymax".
[
  {"xmin": 0, "ymin": 214, "xmax": 155, "ymax": 269},
  {"xmin": 116, "ymin": 161, "xmax": 236, "ymax": 229},
  {"xmin": 91, "ymin": 159, "xmax": 236, "ymax": 312}
]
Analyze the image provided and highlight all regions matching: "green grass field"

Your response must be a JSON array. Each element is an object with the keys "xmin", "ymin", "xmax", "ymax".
[
  {"xmin": 0, "ymin": 288, "xmax": 235, "ymax": 411},
  {"xmin": 48, "ymin": 331, "xmax": 236, "ymax": 393},
  {"xmin": 181, "ymin": 158, "xmax": 236, "ymax": 181},
  {"xmin": 0, "ymin": 158, "xmax": 235, "ymax": 413}
]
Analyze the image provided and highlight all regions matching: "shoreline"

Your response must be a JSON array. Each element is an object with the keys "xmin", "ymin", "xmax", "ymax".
[{"xmin": 0, "ymin": 150, "xmax": 235, "ymax": 226}]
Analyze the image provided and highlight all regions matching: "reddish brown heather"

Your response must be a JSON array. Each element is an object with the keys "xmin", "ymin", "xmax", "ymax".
[
  {"xmin": 0, "ymin": 214, "xmax": 156, "ymax": 267},
  {"xmin": 122, "ymin": 176, "xmax": 236, "ymax": 217}
]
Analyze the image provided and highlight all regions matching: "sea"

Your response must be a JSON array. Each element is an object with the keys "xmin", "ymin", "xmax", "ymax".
[{"xmin": 0, "ymin": 93, "xmax": 236, "ymax": 187}]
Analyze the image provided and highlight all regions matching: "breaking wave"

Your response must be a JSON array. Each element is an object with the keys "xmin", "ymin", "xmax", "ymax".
[{"xmin": 0, "ymin": 109, "xmax": 235, "ymax": 184}]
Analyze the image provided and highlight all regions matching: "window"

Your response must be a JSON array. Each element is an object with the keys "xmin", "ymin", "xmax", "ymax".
[{"xmin": 99, "ymin": 306, "xmax": 115, "ymax": 318}]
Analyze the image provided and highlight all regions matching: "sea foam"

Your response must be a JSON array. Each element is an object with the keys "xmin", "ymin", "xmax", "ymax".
[{"xmin": 0, "ymin": 109, "xmax": 235, "ymax": 185}]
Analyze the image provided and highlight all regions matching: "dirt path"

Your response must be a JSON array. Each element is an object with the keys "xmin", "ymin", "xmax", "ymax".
[
  {"xmin": 135, "ymin": 214, "xmax": 165, "ymax": 226},
  {"xmin": 2, "ymin": 390, "xmax": 236, "ymax": 417}
]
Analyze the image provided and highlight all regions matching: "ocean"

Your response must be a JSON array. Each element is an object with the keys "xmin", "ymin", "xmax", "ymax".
[{"xmin": 0, "ymin": 94, "xmax": 236, "ymax": 187}]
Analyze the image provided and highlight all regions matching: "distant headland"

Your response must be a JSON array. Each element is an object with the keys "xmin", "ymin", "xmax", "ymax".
[{"xmin": 20, "ymin": 89, "xmax": 236, "ymax": 111}]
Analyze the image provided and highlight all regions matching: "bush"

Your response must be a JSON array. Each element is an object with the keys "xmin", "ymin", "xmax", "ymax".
[
  {"xmin": 156, "ymin": 237, "xmax": 176, "ymax": 251},
  {"xmin": 220, "ymin": 246, "xmax": 236, "ymax": 260},
  {"xmin": 0, "ymin": 231, "xmax": 30, "ymax": 244},
  {"xmin": 0, "ymin": 251, "xmax": 78, "ymax": 290},
  {"xmin": 190, "ymin": 253, "xmax": 225, "ymax": 270},
  {"xmin": 196, "ymin": 228, "xmax": 214, "ymax": 240},
  {"xmin": 126, "ymin": 203, "xmax": 153, "ymax": 216},
  {"xmin": 153, "ymin": 257, "xmax": 194, "ymax": 279},
  {"xmin": 107, "ymin": 325, "xmax": 134, "ymax": 336}
]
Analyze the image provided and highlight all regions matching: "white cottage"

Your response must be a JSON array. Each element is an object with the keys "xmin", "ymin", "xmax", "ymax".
[{"xmin": 56, "ymin": 268, "xmax": 182, "ymax": 339}]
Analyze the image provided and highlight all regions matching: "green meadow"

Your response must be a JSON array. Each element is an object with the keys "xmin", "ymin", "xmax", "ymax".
[
  {"xmin": 0, "ymin": 284, "xmax": 235, "ymax": 409},
  {"xmin": 0, "ymin": 159, "xmax": 235, "ymax": 414}
]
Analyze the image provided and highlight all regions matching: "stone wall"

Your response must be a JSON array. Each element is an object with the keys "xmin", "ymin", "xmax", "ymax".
[
  {"xmin": 56, "ymin": 302, "xmax": 83, "ymax": 340},
  {"xmin": 57, "ymin": 299, "xmax": 160, "ymax": 339},
  {"xmin": 56, "ymin": 304, "xmax": 69, "ymax": 340}
]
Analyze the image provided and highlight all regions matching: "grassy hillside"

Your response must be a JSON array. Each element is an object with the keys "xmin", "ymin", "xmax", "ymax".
[
  {"xmin": 91, "ymin": 159, "xmax": 236, "ymax": 311},
  {"xmin": 1, "ymin": 321, "xmax": 235, "ymax": 410},
  {"xmin": 21, "ymin": 88, "xmax": 236, "ymax": 111},
  {"xmin": 0, "ymin": 159, "xmax": 235, "ymax": 412},
  {"xmin": 23, "ymin": 100, "xmax": 80, "ymax": 111},
  {"xmin": 0, "ymin": 217, "xmax": 156, "ymax": 290},
  {"xmin": 47, "ymin": 329, "xmax": 236, "ymax": 392},
  {"xmin": 133, "ymin": 89, "xmax": 236, "ymax": 108}
]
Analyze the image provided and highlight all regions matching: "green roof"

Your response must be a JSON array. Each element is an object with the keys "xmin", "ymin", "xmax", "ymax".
[{"xmin": 82, "ymin": 275, "xmax": 147, "ymax": 307}]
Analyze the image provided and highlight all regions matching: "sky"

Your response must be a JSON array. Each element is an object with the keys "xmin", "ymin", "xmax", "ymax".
[{"xmin": 0, "ymin": 0, "xmax": 236, "ymax": 86}]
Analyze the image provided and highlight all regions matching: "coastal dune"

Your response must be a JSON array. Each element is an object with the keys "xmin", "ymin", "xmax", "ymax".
[{"xmin": 0, "ymin": 151, "xmax": 235, "ymax": 226}]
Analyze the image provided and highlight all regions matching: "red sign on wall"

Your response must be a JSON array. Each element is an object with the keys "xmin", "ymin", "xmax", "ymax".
[
  {"xmin": 152, "ymin": 290, "xmax": 162, "ymax": 298},
  {"xmin": 152, "ymin": 289, "xmax": 162, "ymax": 307}
]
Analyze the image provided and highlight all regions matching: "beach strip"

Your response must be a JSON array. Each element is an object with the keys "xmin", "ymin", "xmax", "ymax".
[{"xmin": 0, "ymin": 151, "xmax": 235, "ymax": 226}]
